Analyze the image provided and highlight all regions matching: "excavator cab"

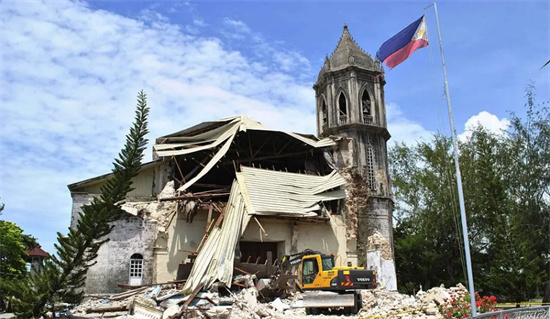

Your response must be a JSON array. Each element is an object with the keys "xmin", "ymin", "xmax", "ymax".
[
  {"xmin": 277, "ymin": 249, "xmax": 376, "ymax": 314},
  {"xmin": 300, "ymin": 254, "xmax": 336, "ymax": 289}
]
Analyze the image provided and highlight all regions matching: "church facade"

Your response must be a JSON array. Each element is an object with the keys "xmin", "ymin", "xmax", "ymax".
[{"xmin": 68, "ymin": 25, "xmax": 396, "ymax": 293}]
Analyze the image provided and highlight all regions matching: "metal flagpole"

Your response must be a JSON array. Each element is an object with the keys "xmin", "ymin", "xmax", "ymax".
[{"xmin": 427, "ymin": 2, "xmax": 478, "ymax": 317}]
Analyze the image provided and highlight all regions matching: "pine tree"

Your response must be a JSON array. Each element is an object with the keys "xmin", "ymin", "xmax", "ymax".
[{"xmin": 13, "ymin": 91, "xmax": 150, "ymax": 318}]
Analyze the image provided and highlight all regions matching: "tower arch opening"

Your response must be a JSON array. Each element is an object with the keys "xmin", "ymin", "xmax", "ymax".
[
  {"xmin": 361, "ymin": 89, "xmax": 373, "ymax": 125},
  {"xmin": 338, "ymin": 92, "xmax": 348, "ymax": 125},
  {"xmin": 321, "ymin": 98, "xmax": 328, "ymax": 130}
]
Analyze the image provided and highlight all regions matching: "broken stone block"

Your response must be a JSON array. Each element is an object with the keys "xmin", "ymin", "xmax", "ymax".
[
  {"xmin": 161, "ymin": 304, "xmax": 181, "ymax": 319},
  {"xmin": 204, "ymin": 306, "xmax": 232, "ymax": 319}
]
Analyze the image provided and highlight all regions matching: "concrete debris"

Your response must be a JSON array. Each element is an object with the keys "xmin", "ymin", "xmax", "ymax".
[
  {"xmin": 68, "ymin": 280, "xmax": 469, "ymax": 319},
  {"xmin": 120, "ymin": 199, "xmax": 178, "ymax": 240},
  {"xmin": 366, "ymin": 231, "xmax": 392, "ymax": 261},
  {"xmin": 158, "ymin": 181, "xmax": 177, "ymax": 200}
]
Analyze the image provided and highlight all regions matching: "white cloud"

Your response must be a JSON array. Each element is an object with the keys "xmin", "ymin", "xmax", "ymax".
[
  {"xmin": 0, "ymin": 0, "xmax": 316, "ymax": 252},
  {"xmin": 458, "ymin": 111, "xmax": 510, "ymax": 142},
  {"xmin": 0, "ymin": 0, "xmax": 440, "ymax": 255},
  {"xmin": 222, "ymin": 18, "xmax": 251, "ymax": 34},
  {"xmin": 386, "ymin": 103, "xmax": 434, "ymax": 146}
]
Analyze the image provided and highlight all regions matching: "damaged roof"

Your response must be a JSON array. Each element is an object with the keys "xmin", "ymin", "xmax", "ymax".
[
  {"xmin": 154, "ymin": 115, "xmax": 336, "ymax": 192},
  {"xmin": 154, "ymin": 115, "xmax": 335, "ymax": 155},
  {"xmin": 238, "ymin": 166, "xmax": 346, "ymax": 216},
  {"xmin": 183, "ymin": 166, "xmax": 346, "ymax": 294}
]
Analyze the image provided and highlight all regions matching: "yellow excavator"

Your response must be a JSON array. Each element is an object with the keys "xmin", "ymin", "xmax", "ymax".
[{"xmin": 278, "ymin": 249, "xmax": 377, "ymax": 314}]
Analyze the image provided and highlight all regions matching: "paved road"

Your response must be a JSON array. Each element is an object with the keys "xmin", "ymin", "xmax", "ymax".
[{"xmin": 0, "ymin": 313, "xmax": 14, "ymax": 319}]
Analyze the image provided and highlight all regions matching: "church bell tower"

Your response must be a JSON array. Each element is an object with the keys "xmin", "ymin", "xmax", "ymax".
[{"xmin": 314, "ymin": 25, "xmax": 395, "ymax": 282}]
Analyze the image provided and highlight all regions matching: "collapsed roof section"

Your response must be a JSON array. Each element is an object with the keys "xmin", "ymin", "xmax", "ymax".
[
  {"xmin": 237, "ymin": 166, "xmax": 346, "ymax": 217},
  {"xmin": 153, "ymin": 115, "xmax": 337, "ymax": 194},
  {"xmin": 182, "ymin": 166, "xmax": 346, "ymax": 293}
]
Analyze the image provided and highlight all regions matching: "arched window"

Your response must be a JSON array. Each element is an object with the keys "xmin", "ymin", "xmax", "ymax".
[
  {"xmin": 129, "ymin": 253, "xmax": 143, "ymax": 286},
  {"xmin": 338, "ymin": 93, "xmax": 348, "ymax": 125},
  {"xmin": 321, "ymin": 99, "xmax": 328, "ymax": 129},
  {"xmin": 361, "ymin": 90, "xmax": 372, "ymax": 125}
]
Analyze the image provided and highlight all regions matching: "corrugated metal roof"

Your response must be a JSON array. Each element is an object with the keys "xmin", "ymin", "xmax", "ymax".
[
  {"xmin": 181, "ymin": 167, "xmax": 347, "ymax": 294},
  {"xmin": 182, "ymin": 179, "xmax": 251, "ymax": 294},
  {"xmin": 154, "ymin": 115, "xmax": 336, "ymax": 193},
  {"xmin": 237, "ymin": 166, "xmax": 346, "ymax": 216},
  {"xmin": 154, "ymin": 115, "xmax": 335, "ymax": 158}
]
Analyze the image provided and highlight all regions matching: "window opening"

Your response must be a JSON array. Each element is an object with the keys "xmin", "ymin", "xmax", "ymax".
[
  {"xmin": 361, "ymin": 90, "xmax": 373, "ymax": 125},
  {"xmin": 321, "ymin": 100, "xmax": 328, "ymax": 129},
  {"xmin": 367, "ymin": 145, "xmax": 376, "ymax": 191},
  {"xmin": 322, "ymin": 256, "xmax": 335, "ymax": 271},
  {"xmin": 338, "ymin": 93, "xmax": 348, "ymax": 125},
  {"xmin": 129, "ymin": 253, "xmax": 144, "ymax": 286},
  {"xmin": 302, "ymin": 258, "xmax": 319, "ymax": 284}
]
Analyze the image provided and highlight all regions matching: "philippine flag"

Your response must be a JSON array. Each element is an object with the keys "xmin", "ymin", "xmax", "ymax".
[{"xmin": 377, "ymin": 16, "xmax": 429, "ymax": 68}]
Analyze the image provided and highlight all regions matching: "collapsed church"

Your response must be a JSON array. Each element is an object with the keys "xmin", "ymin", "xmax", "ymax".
[{"xmin": 68, "ymin": 25, "xmax": 397, "ymax": 294}]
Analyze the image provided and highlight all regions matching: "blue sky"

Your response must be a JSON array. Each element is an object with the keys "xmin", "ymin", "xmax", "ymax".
[{"xmin": 1, "ymin": 0, "xmax": 548, "ymax": 254}]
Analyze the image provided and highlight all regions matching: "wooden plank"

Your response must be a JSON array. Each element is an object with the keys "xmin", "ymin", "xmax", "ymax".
[
  {"xmin": 252, "ymin": 136, "xmax": 270, "ymax": 158},
  {"xmin": 110, "ymin": 287, "xmax": 149, "ymax": 300},
  {"xmin": 221, "ymin": 150, "xmax": 310, "ymax": 165},
  {"xmin": 179, "ymin": 248, "xmax": 198, "ymax": 254},
  {"xmin": 213, "ymin": 203, "xmax": 227, "ymax": 228},
  {"xmin": 232, "ymin": 282, "xmax": 246, "ymax": 288},
  {"xmin": 196, "ymin": 231, "xmax": 209, "ymax": 253},
  {"xmin": 183, "ymin": 156, "xmax": 209, "ymax": 181},
  {"xmin": 206, "ymin": 204, "xmax": 213, "ymax": 232},
  {"xmin": 234, "ymin": 266, "xmax": 252, "ymax": 275},
  {"xmin": 86, "ymin": 305, "xmax": 127, "ymax": 313},
  {"xmin": 159, "ymin": 193, "xmax": 230, "ymax": 201},
  {"xmin": 193, "ymin": 183, "xmax": 229, "ymax": 189},
  {"xmin": 178, "ymin": 282, "xmax": 205, "ymax": 314},
  {"xmin": 172, "ymin": 156, "xmax": 186, "ymax": 183},
  {"xmin": 254, "ymin": 217, "xmax": 268, "ymax": 237}
]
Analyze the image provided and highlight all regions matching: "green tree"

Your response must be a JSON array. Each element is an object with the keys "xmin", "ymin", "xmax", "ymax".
[
  {"xmin": 0, "ymin": 220, "xmax": 27, "ymax": 278},
  {"xmin": 391, "ymin": 85, "xmax": 549, "ymax": 301},
  {"xmin": 391, "ymin": 135, "xmax": 467, "ymax": 293},
  {"xmin": 494, "ymin": 85, "xmax": 549, "ymax": 299},
  {"xmin": 0, "ymin": 212, "xmax": 39, "ymax": 312},
  {"xmin": 12, "ymin": 91, "xmax": 150, "ymax": 318}
]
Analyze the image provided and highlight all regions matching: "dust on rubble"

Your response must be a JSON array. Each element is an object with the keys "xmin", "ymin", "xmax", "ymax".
[
  {"xmin": 120, "ymin": 181, "xmax": 199, "ymax": 240},
  {"xmin": 366, "ymin": 231, "xmax": 392, "ymax": 261},
  {"xmin": 64, "ymin": 275, "xmax": 468, "ymax": 319}
]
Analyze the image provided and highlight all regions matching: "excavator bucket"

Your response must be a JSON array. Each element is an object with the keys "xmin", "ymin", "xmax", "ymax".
[{"xmin": 302, "ymin": 291, "xmax": 356, "ymax": 308}]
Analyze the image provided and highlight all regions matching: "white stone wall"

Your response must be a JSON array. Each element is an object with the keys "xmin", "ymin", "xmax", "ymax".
[
  {"xmin": 70, "ymin": 192, "xmax": 93, "ymax": 228},
  {"xmin": 153, "ymin": 208, "xmax": 211, "ymax": 283},
  {"xmin": 85, "ymin": 216, "xmax": 156, "ymax": 293}
]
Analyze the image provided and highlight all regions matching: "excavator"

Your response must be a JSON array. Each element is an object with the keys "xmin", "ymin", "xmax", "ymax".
[{"xmin": 277, "ymin": 249, "xmax": 377, "ymax": 314}]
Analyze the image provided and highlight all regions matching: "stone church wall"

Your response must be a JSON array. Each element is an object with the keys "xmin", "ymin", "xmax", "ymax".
[{"xmin": 85, "ymin": 216, "xmax": 156, "ymax": 293}]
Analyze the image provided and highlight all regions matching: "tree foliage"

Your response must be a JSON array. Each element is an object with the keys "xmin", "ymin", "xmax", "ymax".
[
  {"xmin": 11, "ymin": 91, "xmax": 150, "ymax": 318},
  {"xmin": 0, "ymin": 211, "xmax": 38, "ymax": 312},
  {"xmin": 391, "ymin": 86, "xmax": 549, "ymax": 301}
]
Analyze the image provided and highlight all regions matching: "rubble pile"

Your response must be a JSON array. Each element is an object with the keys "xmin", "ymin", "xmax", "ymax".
[
  {"xmin": 358, "ymin": 283, "xmax": 468, "ymax": 319},
  {"xmin": 68, "ymin": 280, "xmax": 468, "ymax": 319}
]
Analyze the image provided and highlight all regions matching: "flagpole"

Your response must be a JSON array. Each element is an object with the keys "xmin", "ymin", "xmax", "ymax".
[{"xmin": 429, "ymin": 2, "xmax": 478, "ymax": 317}]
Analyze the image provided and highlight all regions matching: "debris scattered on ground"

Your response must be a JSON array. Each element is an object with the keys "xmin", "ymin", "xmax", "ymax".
[{"xmin": 67, "ymin": 279, "xmax": 468, "ymax": 319}]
